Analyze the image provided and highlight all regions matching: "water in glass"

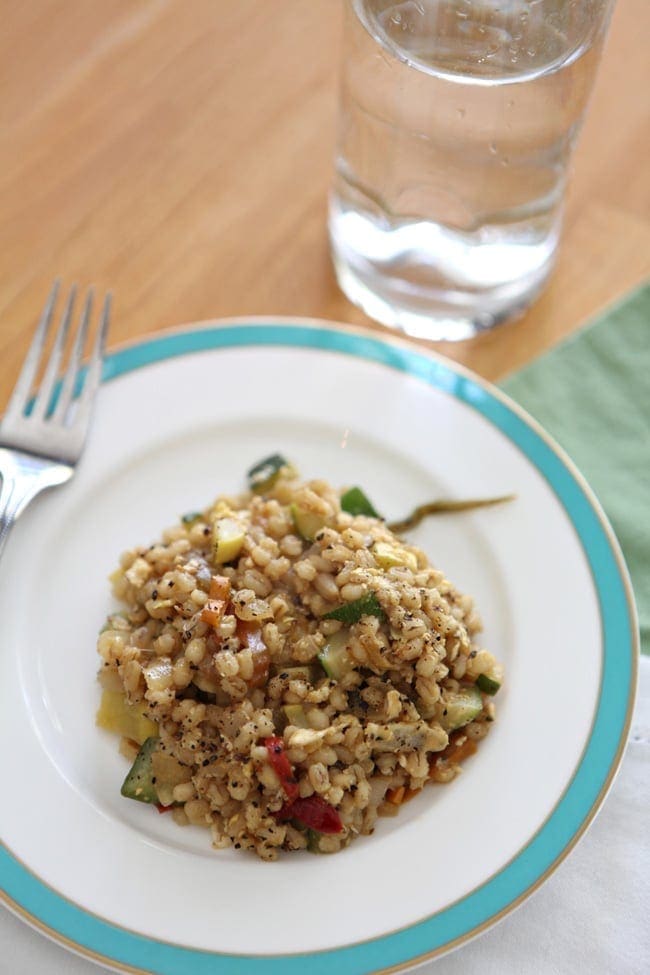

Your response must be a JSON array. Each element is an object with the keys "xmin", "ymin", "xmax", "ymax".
[{"xmin": 329, "ymin": 0, "xmax": 613, "ymax": 339}]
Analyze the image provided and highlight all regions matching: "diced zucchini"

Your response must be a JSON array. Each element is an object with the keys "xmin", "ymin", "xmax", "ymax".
[
  {"xmin": 439, "ymin": 684, "xmax": 483, "ymax": 731},
  {"xmin": 373, "ymin": 542, "xmax": 418, "ymax": 572},
  {"xmin": 282, "ymin": 704, "xmax": 310, "ymax": 729},
  {"xmin": 306, "ymin": 829, "xmax": 325, "ymax": 853},
  {"xmin": 323, "ymin": 593, "xmax": 386, "ymax": 624},
  {"xmin": 290, "ymin": 502, "xmax": 327, "ymax": 542},
  {"xmin": 247, "ymin": 454, "xmax": 294, "ymax": 493},
  {"xmin": 306, "ymin": 828, "xmax": 347, "ymax": 853},
  {"xmin": 318, "ymin": 629, "xmax": 353, "ymax": 680},
  {"xmin": 181, "ymin": 511, "xmax": 203, "ymax": 526},
  {"xmin": 151, "ymin": 750, "xmax": 192, "ymax": 787},
  {"xmin": 476, "ymin": 673, "xmax": 501, "ymax": 695},
  {"xmin": 340, "ymin": 487, "xmax": 379, "ymax": 518},
  {"xmin": 212, "ymin": 515, "xmax": 245, "ymax": 564},
  {"xmin": 151, "ymin": 750, "xmax": 192, "ymax": 807},
  {"xmin": 96, "ymin": 689, "xmax": 158, "ymax": 745},
  {"xmin": 121, "ymin": 736, "xmax": 159, "ymax": 804}
]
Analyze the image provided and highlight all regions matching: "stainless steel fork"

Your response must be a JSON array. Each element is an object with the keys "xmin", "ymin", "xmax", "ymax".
[{"xmin": 0, "ymin": 281, "xmax": 111, "ymax": 561}]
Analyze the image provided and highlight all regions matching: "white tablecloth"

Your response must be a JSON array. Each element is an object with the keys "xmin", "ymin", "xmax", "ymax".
[{"xmin": 3, "ymin": 660, "xmax": 648, "ymax": 975}]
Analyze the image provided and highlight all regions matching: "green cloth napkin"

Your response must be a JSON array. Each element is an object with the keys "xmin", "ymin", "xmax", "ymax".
[{"xmin": 501, "ymin": 283, "xmax": 649, "ymax": 656}]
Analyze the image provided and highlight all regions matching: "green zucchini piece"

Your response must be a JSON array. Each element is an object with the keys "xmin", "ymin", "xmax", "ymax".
[
  {"xmin": 290, "ymin": 502, "xmax": 327, "ymax": 542},
  {"xmin": 340, "ymin": 487, "xmax": 380, "ymax": 518},
  {"xmin": 323, "ymin": 593, "xmax": 385, "ymax": 624},
  {"xmin": 306, "ymin": 829, "xmax": 325, "ymax": 853},
  {"xmin": 181, "ymin": 511, "xmax": 203, "ymax": 526},
  {"xmin": 318, "ymin": 630, "xmax": 353, "ymax": 680},
  {"xmin": 247, "ymin": 453, "xmax": 291, "ymax": 493},
  {"xmin": 282, "ymin": 704, "xmax": 310, "ymax": 728},
  {"xmin": 121, "ymin": 736, "xmax": 159, "ymax": 804},
  {"xmin": 440, "ymin": 685, "xmax": 482, "ymax": 731},
  {"xmin": 476, "ymin": 673, "xmax": 501, "ymax": 695}
]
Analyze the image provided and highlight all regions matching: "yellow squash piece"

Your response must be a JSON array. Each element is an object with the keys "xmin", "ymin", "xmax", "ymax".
[
  {"xmin": 212, "ymin": 515, "xmax": 246, "ymax": 564},
  {"xmin": 373, "ymin": 542, "xmax": 418, "ymax": 572},
  {"xmin": 96, "ymin": 689, "xmax": 158, "ymax": 745}
]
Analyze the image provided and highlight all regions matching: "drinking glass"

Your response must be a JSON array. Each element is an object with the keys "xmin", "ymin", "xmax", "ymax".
[{"xmin": 329, "ymin": 0, "xmax": 616, "ymax": 340}]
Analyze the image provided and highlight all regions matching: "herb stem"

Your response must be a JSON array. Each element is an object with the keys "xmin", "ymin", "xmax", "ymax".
[{"xmin": 388, "ymin": 494, "xmax": 515, "ymax": 534}]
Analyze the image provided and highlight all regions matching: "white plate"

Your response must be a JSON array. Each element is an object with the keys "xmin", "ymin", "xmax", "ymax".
[{"xmin": 0, "ymin": 319, "xmax": 637, "ymax": 975}]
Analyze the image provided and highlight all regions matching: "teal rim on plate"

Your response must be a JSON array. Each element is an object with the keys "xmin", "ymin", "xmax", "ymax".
[{"xmin": 0, "ymin": 320, "xmax": 638, "ymax": 975}]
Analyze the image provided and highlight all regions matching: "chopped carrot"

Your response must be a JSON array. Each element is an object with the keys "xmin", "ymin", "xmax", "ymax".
[
  {"xmin": 386, "ymin": 785, "xmax": 419, "ymax": 805},
  {"xmin": 209, "ymin": 575, "xmax": 231, "ymax": 600},
  {"xmin": 448, "ymin": 737, "xmax": 477, "ymax": 764},
  {"xmin": 430, "ymin": 734, "xmax": 478, "ymax": 777},
  {"xmin": 236, "ymin": 620, "xmax": 271, "ymax": 687},
  {"xmin": 237, "ymin": 619, "xmax": 261, "ymax": 644},
  {"xmin": 248, "ymin": 645, "xmax": 271, "ymax": 688},
  {"xmin": 200, "ymin": 598, "xmax": 226, "ymax": 628},
  {"xmin": 386, "ymin": 786, "xmax": 406, "ymax": 805}
]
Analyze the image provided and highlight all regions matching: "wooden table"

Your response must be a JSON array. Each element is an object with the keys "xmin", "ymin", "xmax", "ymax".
[{"xmin": 1, "ymin": 0, "xmax": 648, "ymax": 407}]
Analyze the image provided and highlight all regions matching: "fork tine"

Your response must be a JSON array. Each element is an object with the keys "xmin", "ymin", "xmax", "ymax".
[
  {"xmin": 3, "ymin": 280, "xmax": 59, "ymax": 422},
  {"xmin": 31, "ymin": 285, "xmax": 76, "ymax": 422},
  {"xmin": 74, "ymin": 292, "xmax": 111, "ymax": 437},
  {"xmin": 52, "ymin": 289, "xmax": 93, "ymax": 423}
]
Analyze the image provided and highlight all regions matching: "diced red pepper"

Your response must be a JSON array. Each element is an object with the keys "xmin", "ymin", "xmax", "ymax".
[
  {"xmin": 156, "ymin": 803, "xmax": 172, "ymax": 814},
  {"xmin": 264, "ymin": 736, "xmax": 299, "ymax": 800},
  {"xmin": 275, "ymin": 795, "xmax": 343, "ymax": 834}
]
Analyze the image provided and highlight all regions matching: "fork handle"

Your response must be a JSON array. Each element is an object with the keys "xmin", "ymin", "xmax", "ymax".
[{"xmin": 0, "ymin": 449, "xmax": 72, "ymax": 563}]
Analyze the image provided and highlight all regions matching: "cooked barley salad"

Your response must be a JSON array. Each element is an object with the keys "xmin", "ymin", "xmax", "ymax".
[{"xmin": 96, "ymin": 455, "xmax": 503, "ymax": 859}]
